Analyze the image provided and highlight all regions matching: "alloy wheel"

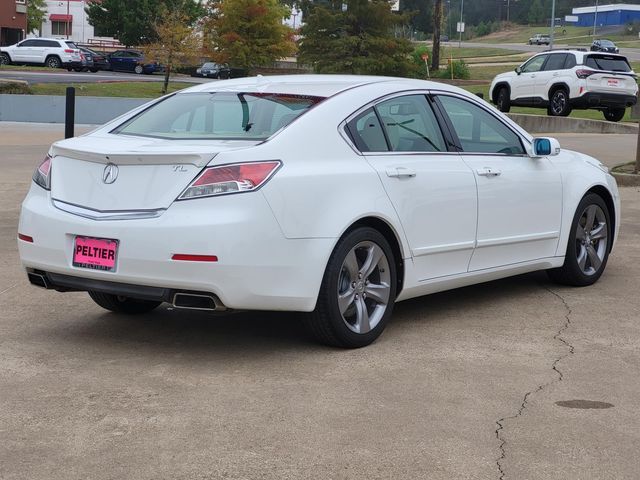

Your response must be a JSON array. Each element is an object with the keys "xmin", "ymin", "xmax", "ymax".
[
  {"xmin": 551, "ymin": 91, "xmax": 567, "ymax": 115},
  {"xmin": 575, "ymin": 204, "xmax": 608, "ymax": 276},
  {"xmin": 337, "ymin": 241, "xmax": 391, "ymax": 334}
]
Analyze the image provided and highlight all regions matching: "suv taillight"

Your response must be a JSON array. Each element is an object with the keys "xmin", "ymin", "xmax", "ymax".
[
  {"xmin": 178, "ymin": 161, "xmax": 281, "ymax": 200},
  {"xmin": 33, "ymin": 155, "xmax": 52, "ymax": 190},
  {"xmin": 576, "ymin": 69, "xmax": 595, "ymax": 79}
]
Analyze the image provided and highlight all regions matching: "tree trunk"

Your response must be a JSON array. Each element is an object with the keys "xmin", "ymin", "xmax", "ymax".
[
  {"xmin": 163, "ymin": 49, "xmax": 173, "ymax": 95},
  {"xmin": 431, "ymin": 0, "xmax": 443, "ymax": 71}
]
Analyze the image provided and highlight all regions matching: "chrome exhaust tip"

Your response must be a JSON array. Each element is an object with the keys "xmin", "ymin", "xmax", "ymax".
[
  {"xmin": 27, "ymin": 272, "xmax": 50, "ymax": 289},
  {"xmin": 172, "ymin": 292, "xmax": 226, "ymax": 311}
]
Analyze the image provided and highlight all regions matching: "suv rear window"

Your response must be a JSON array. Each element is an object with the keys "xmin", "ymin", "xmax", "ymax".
[
  {"xmin": 585, "ymin": 54, "xmax": 631, "ymax": 72},
  {"xmin": 114, "ymin": 92, "xmax": 325, "ymax": 140}
]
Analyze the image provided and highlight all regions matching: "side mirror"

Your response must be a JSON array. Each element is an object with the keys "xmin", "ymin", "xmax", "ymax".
[
  {"xmin": 531, "ymin": 137, "xmax": 561, "ymax": 157},
  {"xmin": 515, "ymin": 66, "xmax": 522, "ymax": 75}
]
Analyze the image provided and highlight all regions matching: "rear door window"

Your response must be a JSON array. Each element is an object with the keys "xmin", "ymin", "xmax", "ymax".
[
  {"xmin": 374, "ymin": 95, "xmax": 446, "ymax": 152},
  {"xmin": 544, "ymin": 54, "xmax": 567, "ymax": 71},
  {"xmin": 347, "ymin": 108, "xmax": 389, "ymax": 152},
  {"xmin": 585, "ymin": 55, "xmax": 631, "ymax": 72}
]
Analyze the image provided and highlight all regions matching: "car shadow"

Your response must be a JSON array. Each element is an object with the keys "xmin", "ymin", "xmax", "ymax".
[{"xmin": 41, "ymin": 271, "xmax": 551, "ymax": 357}]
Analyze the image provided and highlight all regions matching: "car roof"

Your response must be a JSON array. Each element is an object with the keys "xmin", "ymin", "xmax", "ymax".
[{"xmin": 182, "ymin": 74, "xmax": 462, "ymax": 98}]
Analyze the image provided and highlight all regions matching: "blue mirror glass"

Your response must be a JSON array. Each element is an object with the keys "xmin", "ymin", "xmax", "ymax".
[{"xmin": 534, "ymin": 138, "xmax": 551, "ymax": 156}]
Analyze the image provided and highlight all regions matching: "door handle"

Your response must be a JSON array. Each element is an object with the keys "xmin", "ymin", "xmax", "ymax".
[
  {"xmin": 476, "ymin": 167, "xmax": 501, "ymax": 177},
  {"xmin": 386, "ymin": 167, "xmax": 416, "ymax": 178}
]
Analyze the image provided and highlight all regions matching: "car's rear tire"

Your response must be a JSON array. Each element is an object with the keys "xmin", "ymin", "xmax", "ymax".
[
  {"xmin": 306, "ymin": 227, "xmax": 397, "ymax": 348},
  {"xmin": 548, "ymin": 88, "xmax": 572, "ymax": 117},
  {"xmin": 603, "ymin": 108, "xmax": 625, "ymax": 122},
  {"xmin": 88, "ymin": 291, "xmax": 162, "ymax": 314},
  {"xmin": 547, "ymin": 193, "xmax": 611, "ymax": 286},
  {"xmin": 134, "ymin": 64, "xmax": 144, "ymax": 74},
  {"xmin": 89, "ymin": 68, "xmax": 98, "ymax": 73},
  {"xmin": 496, "ymin": 87, "xmax": 511, "ymax": 112},
  {"xmin": 45, "ymin": 56, "xmax": 62, "ymax": 69},
  {"xmin": 0, "ymin": 53, "xmax": 11, "ymax": 65}
]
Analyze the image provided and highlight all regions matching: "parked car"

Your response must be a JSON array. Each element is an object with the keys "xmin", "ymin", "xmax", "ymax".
[
  {"xmin": 440, "ymin": 35, "xmax": 449, "ymax": 42},
  {"xmin": 193, "ymin": 62, "xmax": 231, "ymax": 79},
  {"xmin": 490, "ymin": 50, "xmax": 638, "ymax": 122},
  {"xmin": 528, "ymin": 33, "xmax": 550, "ymax": 45},
  {"xmin": 0, "ymin": 37, "xmax": 82, "ymax": 69},
  {"xmin": 591, "ymin": 39, "xmax": 619, "ymax": 54},
  {"xmin": 18, "ymin": 75, "xmax": 620, "ymax": 347},
  {"xmin": 78, "ymin": 47, "xmax": 110, "ymax": 72},
  {"xmin": 107, "ymin": 50, "xmax": 163, "ymax": 74}
]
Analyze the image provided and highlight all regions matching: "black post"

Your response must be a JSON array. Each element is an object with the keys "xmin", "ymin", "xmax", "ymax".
[{"xmin": 65, "ymin": 86, "xmax": 75, "ymax": 139}]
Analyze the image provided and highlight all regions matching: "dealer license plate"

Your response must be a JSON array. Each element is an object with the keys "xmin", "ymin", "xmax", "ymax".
[
  {"xmin": 73, "ymin": 236, "xmax": 119, "ymax": 271},
  {"xmin": 607, "ymin": 79, "xmax": 619, "ymax": 87}
]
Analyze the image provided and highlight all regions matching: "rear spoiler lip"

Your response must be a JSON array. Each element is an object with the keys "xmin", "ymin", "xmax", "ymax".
[{"xmin": 49, "ymin": 145, "xmax": 217, "ymax": 167}]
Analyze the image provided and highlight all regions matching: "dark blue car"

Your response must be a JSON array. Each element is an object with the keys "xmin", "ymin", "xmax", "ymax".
[{"xmin": 108, "ymin": 50, "xmax": 163, "ymax": 74}]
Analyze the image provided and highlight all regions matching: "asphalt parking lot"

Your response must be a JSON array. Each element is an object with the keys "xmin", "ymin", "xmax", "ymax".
[{"xmin": 1, "ymin": 124, "xmax": 640, "ymax": 479}]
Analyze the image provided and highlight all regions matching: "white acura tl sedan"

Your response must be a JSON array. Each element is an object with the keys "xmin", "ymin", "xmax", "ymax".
[{"xmin": 18, "ymin": 75, "xmax": 619, "ymax": 347}]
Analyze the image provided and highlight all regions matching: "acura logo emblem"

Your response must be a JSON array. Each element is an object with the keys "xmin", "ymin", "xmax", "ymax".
[{"xmin": 102, "ymin": 163, "xmax": 119, "ymax": 184}]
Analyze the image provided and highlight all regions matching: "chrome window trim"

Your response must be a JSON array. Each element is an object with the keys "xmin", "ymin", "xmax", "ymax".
[
  {"xmin": 338, "ymin": 88, "xmax": 532, "ymax": 157},
  {"xmin": 53, "ymin": 199, "xmax": 166, "ymax": 221}
]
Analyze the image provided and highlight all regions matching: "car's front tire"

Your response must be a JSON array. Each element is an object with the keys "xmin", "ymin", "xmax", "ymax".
[
  {"xmin": 134, "ymin": 65, "xmax": 144, "ymax": 74},
  {"xmin": 496, "ymin": 87, "xmax": 511, "ymax": 112},
  {"xmin": 307, "ymin": 227, "xmax": 397, "ymax": 348},
  {"xmin": 548, "ymin": 88, "xmax": 572, "ymax": 117},
  {"xmin": 0, "ymin": 53, "xmax": 10, "ymax": 65},
  {"xmin": 547, "ymin": 193, "xmax": 611, "ymax": 286},
  {"xmin": 603, "ymin": 108, "xmax": 625, "ymax": 122},
  {"xmin": 88, "ymin": 291, "xmax": 162, "ymax": 314}
]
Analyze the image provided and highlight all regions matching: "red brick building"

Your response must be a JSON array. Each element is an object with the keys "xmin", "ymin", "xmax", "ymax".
[{"xmin": 1, "ymin": 0, "xmax": 28, "ymax": 46}]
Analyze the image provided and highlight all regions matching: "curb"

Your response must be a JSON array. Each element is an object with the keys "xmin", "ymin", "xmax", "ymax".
[
  {"xmin": 0, "ymin": 78, "xmax": 28, "ymax": 85},
  {"xmin": 506, "ymin": 113, "xmax": 638, "ymax": 135},
  {"xmin": 612, "ymin": 163, "xmax": 640, "ymax": 187}
]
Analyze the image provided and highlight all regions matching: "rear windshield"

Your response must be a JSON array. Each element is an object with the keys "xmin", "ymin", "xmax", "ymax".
[
  {"xmin": 114, "ymin": 92, "xmax": 325, "ymax": 140},
  {"xmin": 585, "ymin": 54, "xmax": 631, "ymax": 72},
  {"xmin": 65, "ymin": 41, "xmax": 78, "ymax": 49}
]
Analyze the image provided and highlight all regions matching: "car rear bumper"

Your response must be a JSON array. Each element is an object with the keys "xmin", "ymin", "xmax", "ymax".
[
  {"xmin": 571, "ymin": 92, "xmax": 637, "ymax": 109},
  {"xmin": 18, "ymin": 184, "xmax": 333, "ymax": 312}
]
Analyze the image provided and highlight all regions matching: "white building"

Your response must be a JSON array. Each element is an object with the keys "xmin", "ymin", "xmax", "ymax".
[{"xmin": 31, "ymin": 0, "xmax": 117, "ymax": 45}]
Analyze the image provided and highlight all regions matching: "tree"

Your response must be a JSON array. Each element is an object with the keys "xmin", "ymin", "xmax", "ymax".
[
  {"xmin": 298, "ymin": 0, "xmax": 414, "ymax": 76},
  {"xmin": 143, "ymin": 9, "xmax": 202, "ymax": 94},
  {"xmin": 527, "ymin": 0, "xmax": 544, "ymax": 25},
  {"xmin": 204, "ymin": 0, "xmax": 296, "ymax": 71},
  {"xmin": 431, "ymin": 0, "xmax": 442, "ymax": 71},
  {"xmin": 27, "ymin": 0, "xmax": 47, "ymax": 35},
  {"xmin": 85, "ymin": 0, "xmax": 202, "ymax": 46}
]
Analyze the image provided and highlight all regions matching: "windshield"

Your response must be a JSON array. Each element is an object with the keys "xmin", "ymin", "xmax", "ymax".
[
  {"xmin": 202, "ymin": 63, "xmax": 217, "ymax": 69},
  {"xmin": 114, "ymin": 92, "xmax": 325, "ymax": 140},
  {"xmin": 600, "ymin": 40, "xmax": 615, "ymax": 46},
  {"xmin": 585, "ymin": 54, "xmax": 631, "ymax": 72}
]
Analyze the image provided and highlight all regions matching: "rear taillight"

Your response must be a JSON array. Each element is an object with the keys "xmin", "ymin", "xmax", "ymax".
[
  {"xmin": 576, "ymin": 69, "xmax": 595, "ymax": 79},
  {"xmin": 33, "ymin": 155, "xmax": 52, "ymax": 190},
  {"xmin": 178, "ymin": 161, "xmax": 281, "ymax": 200},
  {"xmin": 64, "ymin": 49, "xmax": 75, "ymax": 53}
]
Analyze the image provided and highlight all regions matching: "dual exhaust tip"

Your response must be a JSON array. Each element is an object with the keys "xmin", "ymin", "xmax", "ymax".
[{"xmin": 27, "ymin": 271, "xmax": 226, "ymax": 312}]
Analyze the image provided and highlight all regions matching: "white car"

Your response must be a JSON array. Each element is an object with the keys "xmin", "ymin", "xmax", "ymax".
[
  {"xmin": 18, "ymin": 75, "xmax": 620, "ymax": 347},
  {"xmin": 0, "ymin": 37, "xmax": 82, "ymax": 69},
  {"xmin": 490, "ymin": 50, "xmax": 638, "ymax": 122}
]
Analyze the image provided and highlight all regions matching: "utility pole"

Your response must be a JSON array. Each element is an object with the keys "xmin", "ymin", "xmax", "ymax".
[
  {"xmin": 549, "ymin": 0, "xmax": 556, "ymax": 49},
  {"xmin": 593, "ymin": 0, "xmax": 599, "ymax": 37},
  {"xmin": 458, "ymin": 0, "xmax": 464, "ymax": 47},
  {"xmin": 66, "ymin": 0, "xmax": 70, "ymax": 39},
  {"xmin": 507, "ymin": 0, "xmax": 510, "ymax": 23}
]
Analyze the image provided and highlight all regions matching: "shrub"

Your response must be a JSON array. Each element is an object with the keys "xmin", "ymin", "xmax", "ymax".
[
  {"xmin": 435, "ymin": 59, "xmax": 470, "ymax": 80},
  {"xmin": 0, "ymin": 82, "xmax": 32, "ymax": 94}
]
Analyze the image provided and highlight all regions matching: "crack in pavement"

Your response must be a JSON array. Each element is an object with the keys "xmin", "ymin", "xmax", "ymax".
[{"xmin": 494, "ymin": 286, "xmax": 575, "ymax": 480}]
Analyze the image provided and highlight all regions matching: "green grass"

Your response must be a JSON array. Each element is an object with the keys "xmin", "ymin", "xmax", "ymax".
[
  {"xmin": 29, "ymin": 81, "xmax": 190, "ymax": 98},
  {"xmin": 0, "ymin": 64, "xmax": 61, "ymax": 72},
  {"xmin": 439, "ymin": 46, "xmax": 526, "ymax": 58},
  {"xmin": 468, "ymin": 63, "xmax": 522, "ymax": 81},
  {"xmin": 473, "ymin": 25, "xmax": 597, "ymax": 44}
]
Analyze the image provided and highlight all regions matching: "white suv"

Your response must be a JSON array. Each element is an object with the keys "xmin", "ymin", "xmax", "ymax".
[
  {"xmin": 0, "ymin": 37, "xmax": 83, "ymax": 69},
  {"xmin": 490, "ymin": 50, "xmax": 638, "ymax": 122}
]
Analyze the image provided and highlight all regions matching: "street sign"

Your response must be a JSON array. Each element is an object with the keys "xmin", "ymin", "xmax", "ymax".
[
  {"xmin": 565, "ymin": 15, "xmax": 579, "ymax": 22},
  {"xmin": 456, "ymin": 22, "xmax": 465, "ymax": 33},
  {"xmin": 390, "ymin": 0, "xmax": 399, "ymax": 11}
]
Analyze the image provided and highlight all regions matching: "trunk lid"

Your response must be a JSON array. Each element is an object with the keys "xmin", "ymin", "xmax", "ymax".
[{"xmin": 50, "ymin": 133, "xmax": 259, "ymax": 212}]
